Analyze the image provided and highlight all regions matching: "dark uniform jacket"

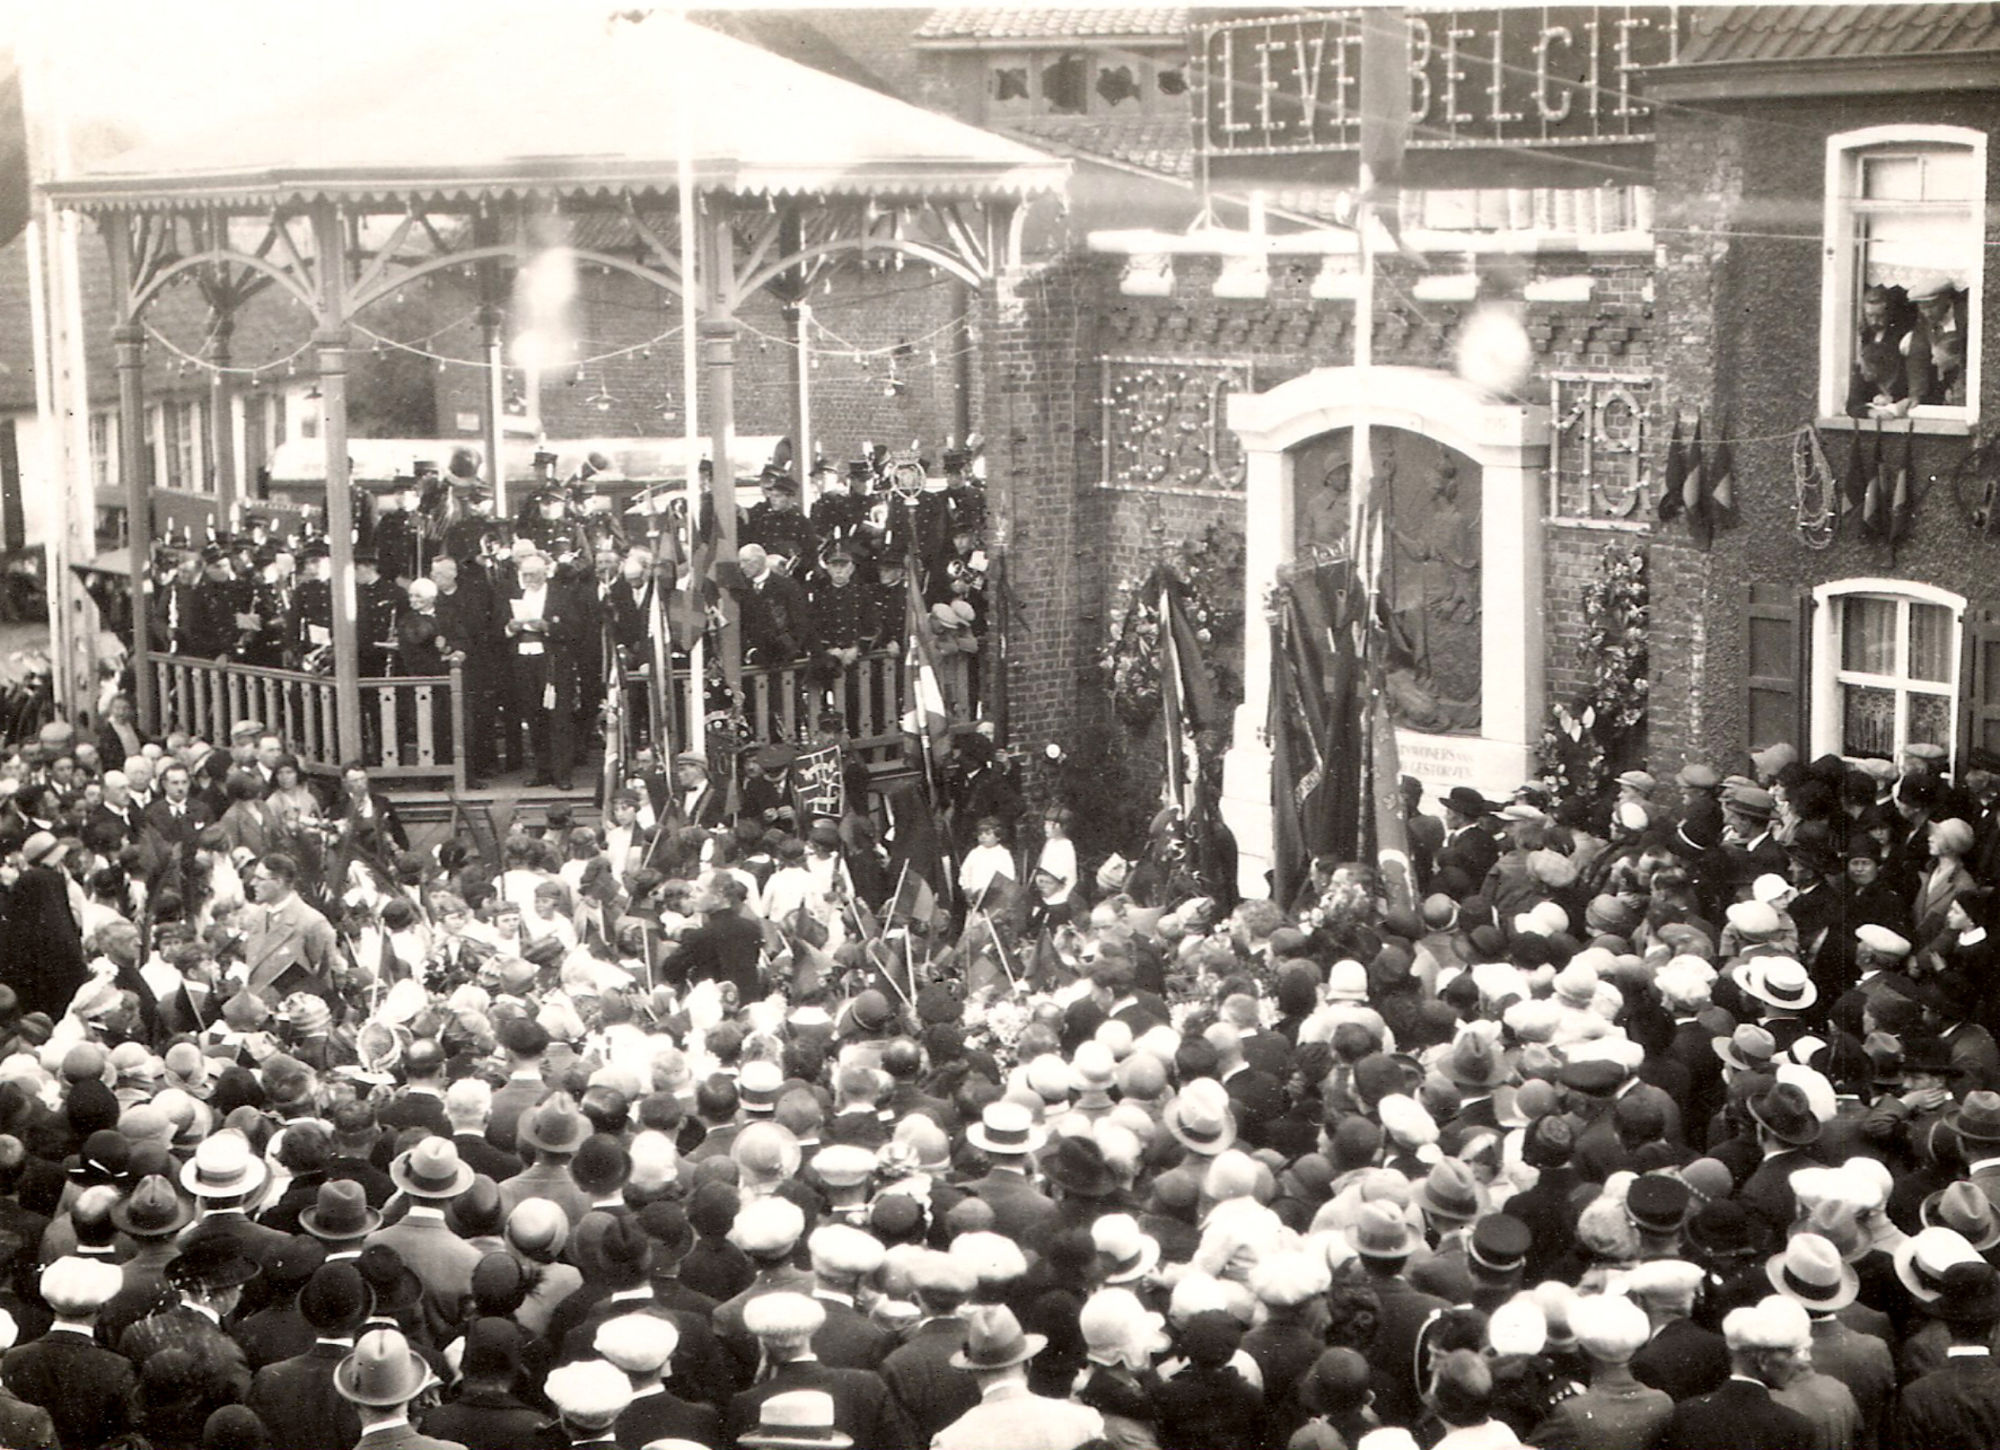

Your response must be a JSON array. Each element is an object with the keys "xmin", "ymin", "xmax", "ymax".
[
  {"xmin": 807, "ymin": 579, "xmax": 877, "ymax": 654},
  {"xmin": 1894, "ymin": 1350, "xmax": 2000, "ymax": 1450},
  {"xmin": 247, "ymin": 1340, "xmax": 364, "ymax": 1450},
  {"xmin": 1660, "ymin": 1375, "xmax": 1815, "ymax": 1450},
  {"xmin": 724, "ymin": 1358, "xmax": 917, "ymax": 1450},
  {"xmin": 880, "ymin": 1317, "xmax": 977, "ymax": 1441},
  {"xmin": 1630, "ymin": 1316, "xmax": 1730, "ymax": 1403},
  {"xmin": 2, "ymin": 1327, "xmax": 136, "ymax": 1448}
]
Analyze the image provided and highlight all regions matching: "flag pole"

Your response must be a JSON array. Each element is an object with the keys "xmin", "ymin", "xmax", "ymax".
[
  {"xmin": 675, "ymin": 15, "xmax": 706, "ymax": 772},
  {"xmin": 983, "ymin": 912, "xmax": 1019, "ymax": 992}
]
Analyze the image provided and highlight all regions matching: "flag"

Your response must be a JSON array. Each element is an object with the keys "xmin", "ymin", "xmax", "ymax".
[
  {"xmin": 1889, "ymin": 422, "xmax": 1916, "ymax": 552},
  {"xmin": 784, "ymin": 903, "xmax": 828, "ymax": 950},
  {"xmin": 1269, "ymin": 589, "xmax": 1341, "ymax": 907},
  {"xmin": 0, "ymin": 56, "xmax": 25, "ymax": 251},
  {"xmin": 1368, "ymin": 688, "xmax": 1414, "ymax": 912},
  {"xmin": 846, "ymin": 888, "xmax": 881, "ymax": 946},
  {"xmin": 887, "ymin": 864, "xmax": 942, "ymax": 932},
  {"xmin": 792, "ymin": 744, "xmax": 844, "ymax": 820},
  {"xmin": 666, "ymin": 520, "xmax": 714, "ymax": 647},
  {"xmin": 1157, "ymin": 582, "xmax": 1188, "ymax": 813},
  {"xmin": 1862, "ymin": 420, "xmax": 1889, "ymax": 539},
  {"xmin": 900, "ymin": 571, "xmax": 949, "ymax": 748},
  {"xmin": 1841, "ymin": 425, "xmax": 1871, "ymax": 524},
  {"xmin": 1709, "ymin": 436, "xmax": 1737, "ymax": 527},
  {"xmin": 1658, "ymin": 417, "xmax": 1686, "ymax": 523},
  {"xmin": 646, "ymin": 568, "xmax": 675, "ymax": 759},
  {"xmin": 1357, "ymin": 7, "xmax": 1411, "ymax": 255},
  {"xmin": 1030, "ymin": 927, "xmax": 1062, "ymax": 990},
  {"xmin": 1682, "ymin": 418, "xmax": 1709, "ymax": 545}
]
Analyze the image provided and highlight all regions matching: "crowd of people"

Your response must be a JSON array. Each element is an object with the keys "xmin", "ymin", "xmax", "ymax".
[
  {"xmin": 11, "ymin": 629, "xmax": 2000, "ymax": 1450},
  {"xmin": 152, "ymin": 442, "xmax": 992, "ymax": 788}
]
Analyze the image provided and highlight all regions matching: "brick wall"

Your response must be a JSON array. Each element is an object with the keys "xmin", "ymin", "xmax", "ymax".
[
  {"xmin": 1060, "ymin": 247, "xmax": 1660, "ymax": 767},
  {"xmin": 1649, "ymin": 92, "xmax": 2000, "ymax": 772},
  {"xmin": 978, "ymin": 253, "xmax": 1095, "ymax": 776}
]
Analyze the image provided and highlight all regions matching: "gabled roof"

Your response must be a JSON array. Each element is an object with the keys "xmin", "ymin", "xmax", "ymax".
[
  {"xmin": 1676, "ymin": 3, "xmax": 1998, "ymax": 66},
  {"xmin": 915, "ymin": 8, "xmax": 1188, "ymax": 44},
  {"xmin": 1003, "ymin": 114, "xmax": 1197, "ymax": 182},
  {"xmin": 45, "ymin": 12, "xmax": 1066, "ymax": 212},
  {"xmin": 1654, "ymin": 4, "xmax": 2000, "ymax": 100}
]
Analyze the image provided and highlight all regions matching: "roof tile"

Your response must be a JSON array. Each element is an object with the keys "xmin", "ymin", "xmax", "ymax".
[
  {"xmin": 1673, "ymin": 2, "xmax": 2000, "ymax": 67},
  {"xmin": 916, "ymin": 8, "xmax": 1188, "ymax": 42}
]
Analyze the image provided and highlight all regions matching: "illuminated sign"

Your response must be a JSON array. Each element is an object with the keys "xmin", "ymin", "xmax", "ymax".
[{"xmin": 1198, "ymin": 7, "xmax": 1683, "ymax": 156}]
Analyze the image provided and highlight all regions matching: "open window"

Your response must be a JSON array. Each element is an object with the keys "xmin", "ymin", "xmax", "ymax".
[{"xmin": 1821, "ymin": 126, "xmax": 1984, "ymax": 428}]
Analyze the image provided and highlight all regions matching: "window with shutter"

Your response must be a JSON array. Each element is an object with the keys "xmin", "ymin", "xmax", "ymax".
[
  {"xmin": 1745, "ymin": 583, "xmax": 1811, "ymax": 752},
  {"xmin": 1960, "ymin": 606, "xmax": 2000, "ymax": 768}
]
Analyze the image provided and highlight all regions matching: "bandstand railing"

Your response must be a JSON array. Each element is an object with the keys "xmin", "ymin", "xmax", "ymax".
[
  {"xmin": 151, "ymin": 648, "xmax": 977, "ymax": 792},
  {"xmin": 152, "ymin": 655, "xmax": 469, "ymax": 792}
]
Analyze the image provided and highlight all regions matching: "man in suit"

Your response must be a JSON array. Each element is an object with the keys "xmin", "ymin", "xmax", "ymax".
[
  {"xmin": 1657, "ymin": 1297, "xmax": 1817, "ymax": 1450},
  {"xmin": 420, "ymin": 1318, "xmax": 560, "ymax": 1450},
  {"xmin": 141, "ymin": 760, "xmax": 214, "ymax": 890},
  {"xmin": 248, "ymin": 1261, "xmax": 370, "ymax": 1450},
  {"xmin": 958, "ymin": 1103, "xmax": 1058, "ymax": 1243},
  {"xmin": 331, "ymin": 762, "xmax": 409, "ymax": 860},
  {"xmin": 593, "ymin": 1313, "xmax": 721, "ymax": 1450},
  {"xmin": 733, "ymin": 543, "xmax": 812, "ymax": 665},
  {"xmin": 1347, "ymin": 1203, "xmax": 1452, "ymax": 1428},
  {"xmin": 118, "ymin": 1233, "xmax": 257, "ymax": 1403},
  {"xmin": 366, "ymin": 1138, "xmax": 482, "ymax": 1335},
  {"xmin": 665, "ymin": 877, "xmax": 764, "ymax": 1001},
  {"xmin": 880, "ymin": 1254, "xmax": 980, "ymax": 1439},
  {"xmin": 724, "ymin": 1293, "xmax": 918, "ymax": 1450},
  {"xmin": 807, "ymin": 1224, "xmax": 893, "ymax": 1370},
  {"xmin": 336, "ymin": 1328, "xmax": 464, "ymax": 1450},
  {"xmin": 1434, "ymin": 786, "xmax": 1501, "ymax": 896},
  {"xmin": 667, "ymin": 751, "xmax": 728, "ymax": 830},
  {"xmin": 1628, "ymin": 1258, "xmax": 1731, "ymax": 1402},
  {"xmin": 545, "ymin": 1359, "xmax": 634, "ymax": 1450},
  {"xmin": 88, "ymin": 769, "xmax": 142, "ymax": 847},
  {"xmin": 930, "ymin": 1304, "xmax": 1102, "ymax": 1450},
  {"xmin": 1737, "ymin": 1082, "xmax": 1823, "ymax": 1231},
  {"xmin": 3, "ymin": 1256, "xmax": 136, "ymax": 1449},
  {"xmin": 1896, "ymin": 1259, "xmax": 2000, "ymax": 1450},
  {"xmin": 485, "ymin": 1018, "xmax": 552, "ymax": 1155},
  {"xmin": 377, "ymin": 1039, "xmax": 452, "ymax": 1139},
  {"xmin": 242, "ymin": 851, "xmax": 340, "ymax": 1002},
  {"xmin": 494, "ymin": 548, "xmax": 581, "ymax": 789}
]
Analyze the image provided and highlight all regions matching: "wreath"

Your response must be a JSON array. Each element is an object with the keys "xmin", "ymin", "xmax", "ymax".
[{"xmin": 1099, "ymin": 523, "xmax": 1245, "ymax": 733}]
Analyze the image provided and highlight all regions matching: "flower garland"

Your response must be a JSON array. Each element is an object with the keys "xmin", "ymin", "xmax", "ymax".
[
  {"xmin": 1099, "ymin": 523, "xmax": 1245, "ymax": 732},
  {"xmin": 1535, "ymin": 543, "xmax": 1649, "ymax": 800}
]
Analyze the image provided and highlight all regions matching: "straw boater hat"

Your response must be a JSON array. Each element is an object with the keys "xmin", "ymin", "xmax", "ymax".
[{"xmin": 966, "ymin": 1101, "xmax": 1047, "ymax": 1158}]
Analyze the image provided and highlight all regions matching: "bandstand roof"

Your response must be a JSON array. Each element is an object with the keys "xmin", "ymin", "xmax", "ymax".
[{"xmin": 44, "ymin": 10, "xmax": 1069, "ymax": 213}]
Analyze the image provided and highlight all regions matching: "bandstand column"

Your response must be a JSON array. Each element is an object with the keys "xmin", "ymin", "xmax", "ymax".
[
  {"xmin": 208, "ymin": 312, "xmax": 238, "ymax": 526},
  {"xmin": 477, "ymin": 302, "xmax": 508, "ymax": 516},
  {"xmin": 316, "ymin": 322, "xmax": 364, "ymax": 764},
  {"xmin": 112, "ymin": 319, "xmax": 154, "ymax": 729}
]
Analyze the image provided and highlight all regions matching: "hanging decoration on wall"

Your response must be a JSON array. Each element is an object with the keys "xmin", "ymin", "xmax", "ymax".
[
  {"xmin": 1946, "ymin": 431, "xmax": 2000, "ymax": 538},
  {"xmin": 1100, "ymin": 357, "xmax": 1253, "ymax": 492},
  {"xmin": 1790, "ymin": 425, "xmax": 1837, "ymax": 550},
  {"xmin": 1656, "ymin": 409, "xmax": 1735, "ymax": 547},
  {"xmin": 1099, "ymin": 523, "xmax": 1244, "ymax": 732},
  {"xmin": 1547, "ymin": 373, "xmax": 1654, "ymax": 521},
  {"xmin": 1850, "ymin": 418, "xmax": 1923, "ymax": 558}
]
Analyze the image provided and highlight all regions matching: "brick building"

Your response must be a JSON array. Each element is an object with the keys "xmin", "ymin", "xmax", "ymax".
[{"xmin": 1645, "ymin": 6, "xmax": 2000, "ymax": 775}]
